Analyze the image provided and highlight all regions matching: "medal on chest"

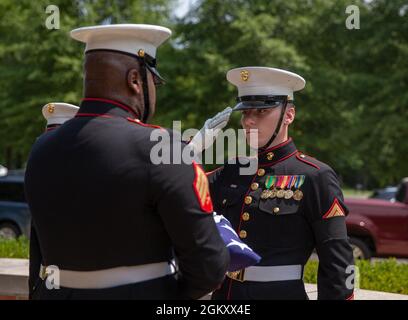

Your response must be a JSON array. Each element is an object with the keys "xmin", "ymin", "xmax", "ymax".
[{"xmin": 262, "ymin": 175, "xmax": 305, "ymax": 201}]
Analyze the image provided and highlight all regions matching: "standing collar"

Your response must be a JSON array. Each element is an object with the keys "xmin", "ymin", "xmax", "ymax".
[
  {"xmin": 45, "ymin": 124, "xmax": 60, "ymax": 132},
  {"xmin": 257, "ymin": 138, "xmax": 297, "ymax": 165},
  {"xmin": 77, "ymin": 98, "xmax": 139, "ymax": 119}
]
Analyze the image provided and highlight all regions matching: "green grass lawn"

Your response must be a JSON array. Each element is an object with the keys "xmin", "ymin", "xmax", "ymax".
[
  {"xmin": 342, "ymin": 188, "xmax": 373, "ymax": 199},
  {"xmin": 2, "ymin": 237, "xmax": 406, "ymax": 295},
  {"xmin": 0, "ymin": 237, "xmax": 29, "ymax": 259},
  {"xmin": 304, "ymin": 259, "xmax": 408, "ymax": 295}
]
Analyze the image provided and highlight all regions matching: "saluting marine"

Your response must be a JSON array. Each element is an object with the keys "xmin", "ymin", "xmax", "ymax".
[
  {"xmin": 199, "ymin": 67, "xmax": 355, "ymax": 300},
  {"xmin": 24, "ymin": 25, "xmax": 229, "ymax": 300}
]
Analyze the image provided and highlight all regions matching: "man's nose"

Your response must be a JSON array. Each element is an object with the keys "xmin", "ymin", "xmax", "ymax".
[{"xmin": 243, "ymin": 114, "xmax": 256, "ymax": 127}]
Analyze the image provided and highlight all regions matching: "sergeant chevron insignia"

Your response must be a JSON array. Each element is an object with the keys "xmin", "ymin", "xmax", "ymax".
[
  {"xmin": 322, "ymin": 198, "xmax": 345, "ymax": 219},
  {"xmin": 192, "ymin": 161, "xmax": 213, "ymax": 213}
]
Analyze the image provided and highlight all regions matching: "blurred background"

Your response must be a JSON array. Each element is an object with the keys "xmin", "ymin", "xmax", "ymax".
[{"xmin": 0, "ymin": 0, "xmax": 407, "ymax": 189}]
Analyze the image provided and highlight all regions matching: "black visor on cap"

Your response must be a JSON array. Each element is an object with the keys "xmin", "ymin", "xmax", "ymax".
[
  {"xmin": 142, "ymin": 54, "xmax": 165, "ymax": 85},
  {"xmin": 145, "ymin": 64, "xmax": 165, "ymax": 85},
  {"xmin": 233, "ymin": 95, "xmax": 291, "ymax": 111}
]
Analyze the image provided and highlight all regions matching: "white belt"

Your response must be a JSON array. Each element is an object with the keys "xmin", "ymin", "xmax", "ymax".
[
  {"xmin": 40, "ymin": 261, "xmax": 176, "ymax": 289},
  {"xmin": 226, "ymin": 264, "xmax": 302, "ymax": 282}
]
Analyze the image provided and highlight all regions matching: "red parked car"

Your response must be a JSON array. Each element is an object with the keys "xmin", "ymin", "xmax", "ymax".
[{"xmin": 345, "ymin": 178, "xmax": 408, "ymax": 259}]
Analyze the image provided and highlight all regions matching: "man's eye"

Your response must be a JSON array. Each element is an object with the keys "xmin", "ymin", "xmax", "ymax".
[{"xmin": 258, "ymin": 109, "xmax": 267, "ymax": 114}]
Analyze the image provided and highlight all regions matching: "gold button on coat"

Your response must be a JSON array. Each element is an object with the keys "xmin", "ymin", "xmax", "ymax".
[
  {"xmin": 250, "ymin": 183, "xmax": 259, "ymax": 191},
  {"xmin": 239, "ymin": 230, "xmax": 247, "ymax": 239},
  {"xmin": 242, "ymin": 212, "xmax": 250, "ymax": 221},
  {"xmin": 266, "ymin": 152, "xmax": 274, "ymax": 160},
  {"xmin": 257, "ymin": 168, "xmax": 265, "ymax": 176},
  {"xmin": 244, "ymin": 196, "xmax": 252, "ymax": 205},
  {"xmin": 273, "ymin": 207, "xmax": 280, "ymax": 214}
]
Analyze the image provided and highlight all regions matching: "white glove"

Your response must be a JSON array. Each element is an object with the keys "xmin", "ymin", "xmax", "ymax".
[{"xmin": 188, "ymin": 107, "xmax": 233, "ymax": 153}]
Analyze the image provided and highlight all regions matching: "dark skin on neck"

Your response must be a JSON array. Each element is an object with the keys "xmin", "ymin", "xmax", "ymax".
[{"xmin": 83, "ymin": 51, "xmax": 156, "ymax": 121}]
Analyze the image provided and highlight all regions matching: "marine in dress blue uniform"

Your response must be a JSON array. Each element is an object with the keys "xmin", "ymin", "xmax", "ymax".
[
  {"xmin": 29, "ymin": 102, "xmax": 79, "ymax": 299},
  {"xmin": 25, "ymin": 25, "xmax": 229, "ymax": 300},
  {"xmin": 208, "ymin": 67, "xmax": 355, "ymax": 300}
]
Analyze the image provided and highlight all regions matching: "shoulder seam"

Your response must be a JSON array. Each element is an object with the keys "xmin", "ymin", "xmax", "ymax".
[
  {"xmin": 296, "ymin": 152, "xmax": 320, "ymax": 169},
  {"xmin": 127, "ymin": 117, "xmax": 164, "ymax": 130},
  {"xmin": 205, "ymin": 166, "xmax": 224, "ymax": 176}
]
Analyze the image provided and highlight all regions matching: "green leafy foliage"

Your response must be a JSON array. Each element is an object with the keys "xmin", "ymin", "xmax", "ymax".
[{"xmin": 1, "ymin": 0, "xmax": 407, "ymax": 188}]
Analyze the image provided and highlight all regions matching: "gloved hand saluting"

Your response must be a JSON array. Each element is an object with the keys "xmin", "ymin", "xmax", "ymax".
[{"xmin": 188, "ymin": 107, "xmax": 233, "ymax": 154}]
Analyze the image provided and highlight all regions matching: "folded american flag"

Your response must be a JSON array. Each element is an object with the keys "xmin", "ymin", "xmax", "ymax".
[{"xmin": 213, "ymin": 214, "xmax": 261, "ymax": 272}]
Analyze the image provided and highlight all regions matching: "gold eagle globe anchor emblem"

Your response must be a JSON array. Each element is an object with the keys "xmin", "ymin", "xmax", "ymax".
[
  {"xmin": 240, "ymin": 70, "xmax": 249, "ymax": 81},
  {"xmin": 47, "ymin": 103, "xmax": 55, "ymax": 114}
]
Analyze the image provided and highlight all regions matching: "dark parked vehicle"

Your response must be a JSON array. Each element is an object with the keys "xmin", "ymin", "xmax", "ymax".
[
  {"xmin": 370, "ymin": 186, "xmax": 398, "ymax": 201},
  {"xmin": 0, "ymin": 170, "xmax": 30, "ymax": 239},
  {"xmin": 346, "ymin": 178, "xmax": 408, "ymax": 259}
]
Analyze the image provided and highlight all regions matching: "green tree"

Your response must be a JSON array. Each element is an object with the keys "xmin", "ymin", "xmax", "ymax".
[
  {"xmin": 0, "ymin": 0, "xmax": 174, "ymax": 168},
  {"xmin": 157, "ymin": 0, "xmax": 408, "ymax": 187},
  {"xmin": 1, "ymin": 0, "xmax": 407, "ymax": 189}
]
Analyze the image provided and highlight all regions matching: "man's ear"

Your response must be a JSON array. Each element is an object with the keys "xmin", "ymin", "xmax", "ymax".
[
  {"xmin": 284, "ymin": 105, "xmax": 296, "ymax": 125},
  {"xmin": 127, "ymin": 69, "xmax": 142, "ymax": 95}
]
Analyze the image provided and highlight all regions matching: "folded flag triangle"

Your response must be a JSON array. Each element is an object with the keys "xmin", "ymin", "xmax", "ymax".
[{"xmin": 213, "ymin": 214, "xmax": 261, "ymax": 272}]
